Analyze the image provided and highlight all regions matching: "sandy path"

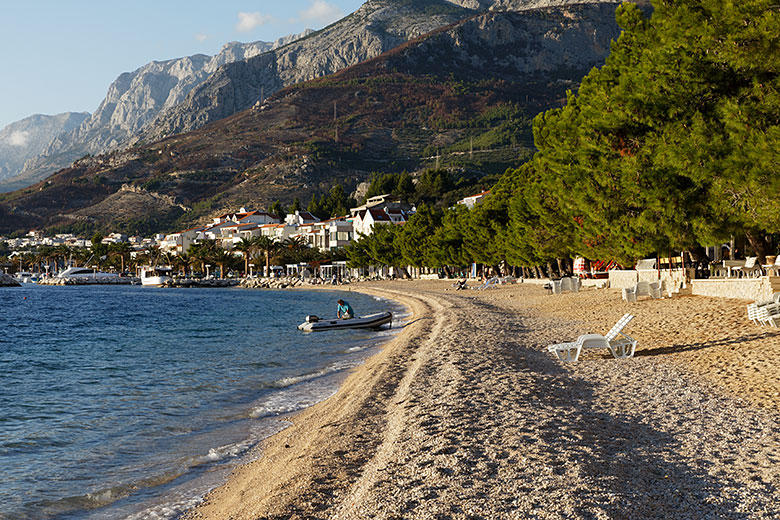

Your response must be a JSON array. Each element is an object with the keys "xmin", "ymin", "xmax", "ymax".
[{"xmin": 185, "ymin": 281, "xmax": 780, "ymax": 519}]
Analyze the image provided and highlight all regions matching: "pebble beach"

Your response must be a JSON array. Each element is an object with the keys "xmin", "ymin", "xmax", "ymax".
[{"xmin": 184, "ymin": 279, "xmax": 780, "ymax": 519}]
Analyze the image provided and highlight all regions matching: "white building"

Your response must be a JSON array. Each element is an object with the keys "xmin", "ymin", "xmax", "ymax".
[
  {"xmin": 457, "ymin": 190, "xmax": 491, "ymax": 209},
  {"xmin": 160, "ymin": 226, "xmax": 204, "ymax": 255},
  {"xmin": 352, "ymin": 208, "xmax": 394, "ymax": 237},
  {"xmin": 285, "ymin": 210, "xmax": 319, "ymax": 227},
  {"xmin": 213, "ymin": 208, "xmax": 280, "ymax": 226}
]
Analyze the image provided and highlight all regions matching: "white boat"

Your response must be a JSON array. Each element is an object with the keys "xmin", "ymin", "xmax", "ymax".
[
  {"xmin": 14, "ymin": 271, "xmax": 40, "ymax": 284},
  {"xmin": 140, "ymin": 266, "xmax": 173, "ymax": 287},
  {"xmin": 57, "ymin": 267, "xmax": 119, "ymax": 279},
  {"xmin": 298, "ymin": 311, "xmax": 392, "ymax": 332}
]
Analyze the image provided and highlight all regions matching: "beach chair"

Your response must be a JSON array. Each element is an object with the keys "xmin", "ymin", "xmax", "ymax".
[
  {"xmin": 733, "ymin": 256, "xmax": 763, "ymax": 278},
  {"xmin": 763, "ymin": 257, "xmax": 780, "ymax": 276},
  {"xmin": 474, "ymin": 277, "xmax": 499, "ymax": 290},
  {"xmin": 547, "ymin": 313, "xmax": 637, "ymax": 363},
  {"xmin": 622, "ymin": 281, "xmax": 662, "ymax": 302},
  {"xmin": 551, "ymin": 276, "xmax": 580, "ymax": 295}
]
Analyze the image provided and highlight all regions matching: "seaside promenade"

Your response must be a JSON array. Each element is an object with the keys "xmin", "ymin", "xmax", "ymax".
[{"xmin": 186, "ymin": 280, "xmax": 780, "ymax": 519}]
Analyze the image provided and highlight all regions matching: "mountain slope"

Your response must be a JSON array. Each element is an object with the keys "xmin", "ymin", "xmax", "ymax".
[{"xmin": 0, "ymin": 2, "xmax": 642, "ymax": 236}]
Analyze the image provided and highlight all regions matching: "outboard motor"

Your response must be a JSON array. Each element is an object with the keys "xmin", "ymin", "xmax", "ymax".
[{"xmin": 305, "ymin": 315, "xmax": 320, "ymax": 323}]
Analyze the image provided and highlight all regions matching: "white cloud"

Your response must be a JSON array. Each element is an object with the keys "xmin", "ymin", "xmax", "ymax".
[
  {"xmin": 297, "ymin": 1, "xmax": 344, "ymax": 26},
  {"xmin": 235, "ymin": 12, "xmax": 274, "ymax": 32},
  {"xmin": 194, "ymin": 33, "xmax": 209, "ymax": 42},
  {"xmin": 8, "ymin": 130, "xmax": 30, "ymax": 147}
]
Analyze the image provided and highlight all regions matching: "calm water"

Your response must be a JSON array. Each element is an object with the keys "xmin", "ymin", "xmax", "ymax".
[{"xmin": 0, "ymin": 284, "xmax": 403, "ymax": 519}]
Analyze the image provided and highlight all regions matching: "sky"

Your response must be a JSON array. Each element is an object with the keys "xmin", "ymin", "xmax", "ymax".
[{"xmin": 0, "ymin": 0, "xmax": 365, "ymax": 130}]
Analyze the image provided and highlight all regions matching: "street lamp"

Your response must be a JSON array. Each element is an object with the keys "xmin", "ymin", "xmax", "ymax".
[
  {"xmin": 205, "ymin": 264, "xmax": 211, "ymax": 279},
  {"xmin": 249, "ymin": 263, "xmax": 255, "ymax": 278}
]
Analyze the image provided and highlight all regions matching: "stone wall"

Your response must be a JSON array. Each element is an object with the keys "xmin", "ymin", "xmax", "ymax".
[
  {"xmin": 690, "ymin": 278, "xmax": 772, "ymax": 302},
  {"xmin": 608, "ymin": 270, "xmax": 638, "ymax": 289},
  {"xmin": 610, "ymin": 269, "xmax": 689, "ymax": 295}
]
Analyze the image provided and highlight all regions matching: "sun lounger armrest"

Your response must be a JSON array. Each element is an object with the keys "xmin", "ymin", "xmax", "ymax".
[{"xmin": 608, "ymin": 333, "xmax": 638, "ymax": 359}]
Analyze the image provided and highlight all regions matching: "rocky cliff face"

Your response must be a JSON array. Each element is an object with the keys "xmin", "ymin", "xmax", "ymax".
[
  {"xmin": 10, "ymin": 30, "xmax": 313, "ymax": 191},
  {"xmin": 140, "ymin": 0, "xmax": 645, "ymax": 143},
  {"xmin": 137, "ymin": 0, "xmax": 481, "ymax": 143},
  {"xmin": 0, "ymin": 113, "xmax": 88, "ymax": 184}
]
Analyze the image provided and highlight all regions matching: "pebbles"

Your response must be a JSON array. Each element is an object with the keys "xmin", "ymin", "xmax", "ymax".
[{"xmin": 184, "ymin": 281, "xmax": 780, "ymax": 520}]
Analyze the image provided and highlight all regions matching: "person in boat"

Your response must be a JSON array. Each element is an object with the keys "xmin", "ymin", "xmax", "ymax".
[{"xmin": 337, "ymin": 299, "xmax": 354, "ymax": 319}]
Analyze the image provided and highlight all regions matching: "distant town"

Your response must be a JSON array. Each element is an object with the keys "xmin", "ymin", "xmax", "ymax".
[{"xmin": 1, "ymin": 191, "xmax": 491, "ymax": 281}]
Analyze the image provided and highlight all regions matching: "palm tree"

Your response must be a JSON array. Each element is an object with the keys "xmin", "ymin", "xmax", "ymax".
[
  {"xmin": 189, "ymin": 239, "xmax": 220, "ymax": 277},
  {"xmin": 255, "ymin": 236, "xmax": 278, "ymax": 277},
  {"xmin": 212, "ymin": 248, "xmax": 234, "ymax": 279},
  {"xmin": 174, "ymin": 252, "xmax": 193, "ymax": 277},
  {"xmin": 234, "ymin": 237, "xmax": 257, "ymax": 277},
  {"xmin": 54, "ymin": 244, "xmax": 71, "ymax": 272},
  {"xmin": 109, "ymin": 242, "xmax": 133, "ymax": 273}
]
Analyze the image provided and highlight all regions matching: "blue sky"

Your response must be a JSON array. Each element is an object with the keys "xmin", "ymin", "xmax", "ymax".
[{"xmin": 0, "ymin": 1, "xmax": 365, "ymax": 129}]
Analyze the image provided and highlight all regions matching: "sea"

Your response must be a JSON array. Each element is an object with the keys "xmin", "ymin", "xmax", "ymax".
[{"xmin": 0, "ymin": 284, "xmax": 405, "ymax": 519}]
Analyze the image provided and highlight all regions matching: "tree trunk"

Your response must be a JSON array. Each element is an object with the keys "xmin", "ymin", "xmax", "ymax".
[
  {"xmin": 745, "ymin": 229, "xmax": 771, "ymax": 265},
  {"xmin": 547, "ymin": 261, "xmax": 556, "ymax": 279},
  {"xmin": 556, "ymin": 258, "xmax": 565, "ymax": 276},
  {"xmin": 396, "ymin": 266, "xmax": 412, "ymax": 279}
]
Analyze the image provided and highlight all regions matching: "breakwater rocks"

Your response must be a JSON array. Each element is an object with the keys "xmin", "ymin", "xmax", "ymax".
[
  {"xmin": 0, "ymin": 274, "xmax": 21, "ymax": 287},
  {"xmin": 38, "ymin": 277, "xmax": 138, "ymax": 286},
  {"xmin": 239, "ymin": 277, "xmax": 351, "ymax": 290},
  {"xmin": 240, "ymin": 277, "xmax": 307, "ymax": 290},
  {"xmin": 163, "ymin": 278, "xmax": 240, "ymax": 288}
]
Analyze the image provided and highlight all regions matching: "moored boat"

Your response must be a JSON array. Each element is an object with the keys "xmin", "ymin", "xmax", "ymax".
[
  {"xmin": 57, "ymin": 267, "xmax": 119, "ymax": 279},
  {"xmin": 297, "ymin": 311, "xmax": 392, "ymax": 332},
  {"xmin": 140, "ymin": 266, "xmax": 173, "ymax": 287},
  {"xmin": 14, "ymin": 271, "xmax": 40, "ymax": 284}
]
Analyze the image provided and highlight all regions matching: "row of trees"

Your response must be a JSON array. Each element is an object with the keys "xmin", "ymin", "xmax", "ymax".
[
  {"xmin": 3, "ymin": 234, "xmax": 350, "ymax": 279},
  {"xmin": 350, "ymin": 1, "xmax": 780, "ymax": 275}
]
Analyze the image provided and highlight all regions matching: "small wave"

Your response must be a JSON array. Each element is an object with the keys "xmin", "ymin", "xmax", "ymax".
[
  {"xmin": 31, "ymin": 470, "xmax": 185, "ymax": 518},
  {"xmin": 271, "ymin": 359, "xmax": 359, "ymax": 389},
  {"xmin": 249, "ymin": 376, "xmax": 340, "ymax": 419},
  {"xmin": 189, "ymin": 441, "xmax": 251, "ymax": 466}
]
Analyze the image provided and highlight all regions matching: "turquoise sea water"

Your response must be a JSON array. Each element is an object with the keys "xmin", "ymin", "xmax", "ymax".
[{"xmin": 0, "ymin": 285, "xmax": 403, "ymax": 519}]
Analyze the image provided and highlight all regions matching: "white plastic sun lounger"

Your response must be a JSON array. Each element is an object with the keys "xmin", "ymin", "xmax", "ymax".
[{"xmin": 547, "ymin": 313, "xmax": 637, "ymax": 363}]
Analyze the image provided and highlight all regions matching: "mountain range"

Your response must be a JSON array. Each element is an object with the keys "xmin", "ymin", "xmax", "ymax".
[
  {"xmin": 0, "ymin": 0, "xmax": 651, "ymax": 236},
  {"xmin": 0, "ymin": 0, "xmax": 645, "ymax": 236},
  {"xmin": 0, "ymin": 30, "xmax": 312, "ymax": 192}
]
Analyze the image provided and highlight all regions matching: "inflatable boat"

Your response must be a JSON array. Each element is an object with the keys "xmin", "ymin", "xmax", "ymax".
[{"xmin": 297, "ymin": 311, "xmax": 392, "ymax": 332}]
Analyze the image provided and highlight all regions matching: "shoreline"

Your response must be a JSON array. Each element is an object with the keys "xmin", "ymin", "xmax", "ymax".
[{"xmin": 184, "ymin": 280, "xmax": 780, "ymax": 518}]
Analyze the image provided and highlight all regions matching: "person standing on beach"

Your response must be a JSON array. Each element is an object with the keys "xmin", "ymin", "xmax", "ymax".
[{"xmin": 337, "ymin": 299, "xmax": 354, "ymax": 319}]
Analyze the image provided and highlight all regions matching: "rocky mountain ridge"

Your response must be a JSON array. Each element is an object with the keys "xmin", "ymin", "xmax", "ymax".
[
  {"xmin": 3, "ymin": 30, "xmax": 313, "ymax": 192},
  {"xmin": 3, "ymin": 0, "xmax": 641, "ymax": 193},
  {"xmin": 139, "ymin": 0, "xmax": 646, "ymax": 142}
]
